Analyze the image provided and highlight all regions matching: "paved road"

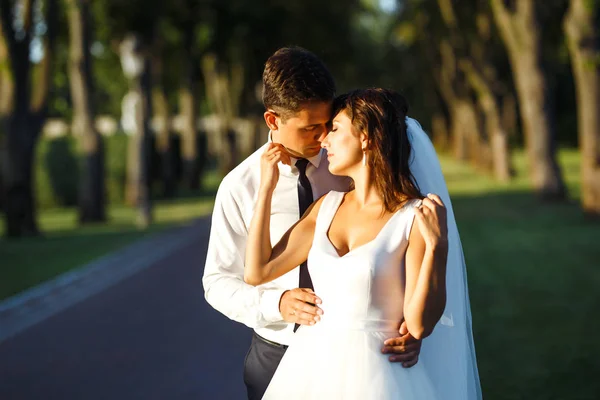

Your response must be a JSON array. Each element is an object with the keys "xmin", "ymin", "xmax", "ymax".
[{"xmin": 0, "ymin": 218, "xmax": 251, "ymax": 399}]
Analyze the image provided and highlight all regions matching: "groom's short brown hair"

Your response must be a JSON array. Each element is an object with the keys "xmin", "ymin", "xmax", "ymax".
[{"xmin": 262, "ymin": 47, "xmax": 336, "ymax": 121}]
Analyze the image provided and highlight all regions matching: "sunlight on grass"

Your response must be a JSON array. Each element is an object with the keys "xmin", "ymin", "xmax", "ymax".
[
  {"xmin": 0, "ymin": 172, "xmax": 221, "ymax": 301},
  {"xmin": 441, "ymin": 148, "xmax": 581, "ymax": 198}
]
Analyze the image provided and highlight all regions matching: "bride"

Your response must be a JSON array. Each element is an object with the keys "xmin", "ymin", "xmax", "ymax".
[{"xmin": 244, "ymin": 88, "xmax": 479, "ymax": 399}]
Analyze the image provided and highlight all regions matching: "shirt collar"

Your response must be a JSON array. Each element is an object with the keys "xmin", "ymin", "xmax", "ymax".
[{"xmin": 267, "ymin": 130, "xmax": 323, "ymax": 169}]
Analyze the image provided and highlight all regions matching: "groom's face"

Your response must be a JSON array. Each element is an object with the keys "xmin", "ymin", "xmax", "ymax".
[{"xmin": 268, "ymin": 101, "xmax": 332, "ymax": 158}]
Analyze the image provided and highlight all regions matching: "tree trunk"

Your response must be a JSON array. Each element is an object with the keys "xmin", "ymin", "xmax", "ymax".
[
  {"xmin": 0, "ymin": 0, "xmax": 57, "ymax": 237},
  {"xmin": 129, "ymin": 61, "xmax": 153, "ymax": 228},
  {"xmin": 431, "ymin": 112, "xmax": 449, "ymax": 151},
  {"xmin": 436, "ymin": 0, "xmax": 511, "ymax": 181},
  {"xmin": 67, "ymin": 0, "xmax": 106, "ymax": 224},
  {"xmin": 120, "ymin": 35, "xmax": 153, "ymax": 229},
  {"xmin": 564, "ymin": 0, "xmax": 600, "ymax": 216},
  {"xmin": 0, "ymin": 16, "xmax": 9, "ymax": 213},
  {"xmin": 201, "ymin": 54, "xmax": 242, "ymax": 174},
  {"xmin": 502, "ymin": 92, "xmax": 518, "ymax": 140},
  {"xmin": 451, "ymin": 99, "xmax": 481, "ymax": 163},
  {"xmin": 179, "ymin": 23, "xmax": 204, "ymax": 191},
  {"xmin": 490, "ymin": 0, "xmax": 567, "ymax": 199},
  {"xmin": 3, "ymin": 115, "xmax": 42, "ymax": 236},
  {"xmin": 435, "ymin": 38, "xmax": 481, "ymax": 163},
  {"xmin": 179, "ymin": 85, "xmax": 200, "ymax": 190},
  {"xmin": 152, "ymin": 54, "xmax": 176, "ymax": 197},
  {"xmin": 462, "ymin": 60, "xmax": 511, "ymax": 182}
]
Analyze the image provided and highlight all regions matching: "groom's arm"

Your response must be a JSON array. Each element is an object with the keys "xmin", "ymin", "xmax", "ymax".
[{"xmin": 202, "ymin": 179, "xmax": 286, "ymax": 329}]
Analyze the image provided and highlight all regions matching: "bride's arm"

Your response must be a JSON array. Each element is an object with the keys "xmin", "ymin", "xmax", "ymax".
[
  {"xmin": 244, "ymin": 193, "xmax": 323, "ymax": 286},
  {"xmin": 403, "ymin": 194, "xmax": 449, "ymax": 340},
  {"xmin": 244, "ymin": 142, "xmax": 323, "ymax": 286}
]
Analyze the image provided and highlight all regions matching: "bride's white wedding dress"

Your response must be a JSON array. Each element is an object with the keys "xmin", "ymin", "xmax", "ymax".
[{"xmin": 263, "ymin": 190, "xmax": 439, "ymax": 399}]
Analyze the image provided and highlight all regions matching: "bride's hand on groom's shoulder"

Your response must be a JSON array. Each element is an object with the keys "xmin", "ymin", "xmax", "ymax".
[
  {"xmin": 279, "ymin": 288, "xmax": 323, "ymax": 326},
  {"xmin": 260, "ymin": 143, "xmax": 291, "ymax": 195},
  {"xmin": 415, "ymin": 193, "xmax": 448, "ymax": 250},
  {"xmin": 381, "ymin": 321, "xmax": 422, "ymax": 368}
]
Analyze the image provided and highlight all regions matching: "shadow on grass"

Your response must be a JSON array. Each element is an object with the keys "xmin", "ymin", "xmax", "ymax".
[{"xmin": 450, "ymin": 190, "xmax": 600, "ymax": 400}]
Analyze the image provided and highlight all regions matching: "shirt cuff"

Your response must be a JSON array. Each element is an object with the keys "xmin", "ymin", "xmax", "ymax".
[{"xmin": 259, "ymin": 288, "xmax": 287, "ymax": 323}]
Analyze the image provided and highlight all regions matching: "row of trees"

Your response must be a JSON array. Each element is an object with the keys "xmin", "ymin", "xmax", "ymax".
[
  {"xmin": 0, "ymin": 0, "xmax": 377, "ymax": 237},
  {"xmin": 0, "ymin": 0, "xmax": 598, "ymax": 239},
  {"xmin": 393, "ymin": 0, "xmax": 599, "ymax": 215}
]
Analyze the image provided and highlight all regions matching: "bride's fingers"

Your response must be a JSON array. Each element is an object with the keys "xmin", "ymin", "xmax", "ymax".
[
  {"xmin": 426, "ymin": 193, "xmax": 444, "ymax": 207},
  {"xmin": 421, "ymin": 197, "xmax": 438, "ymax": 212},
  {"xmin": 267, "ymin": 150, "xmax": 290, "ymax": 166},
  {"xmin": 267, "ymin": 153, "xmax": 285, "ymax": 165},
  {"xmin": 265, "ymin": 142, "xmax": 288, "ymax": 156},
  {"xmin": 383, "ymin": 332, "xmax": 421, "ymax": 347},
  {"xmin": 264, "ymin": 144, "xmax": 279, "ymax": 156},
  {"xmin": 382, "ymin": 340, "xmax": 420, "ymax": 354},
  {"xmin": 264, "ymin": 145, "xmax": 287, "ymax": 160}
]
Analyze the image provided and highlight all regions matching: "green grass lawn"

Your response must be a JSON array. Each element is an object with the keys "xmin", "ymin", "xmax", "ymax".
[
  {"xmin": 444, "ymin": 149, "xmax": 600, "ymax": 399},
  {"xmin": 0, "ymin": 173, "xmax": 221, "ymax": 301}
]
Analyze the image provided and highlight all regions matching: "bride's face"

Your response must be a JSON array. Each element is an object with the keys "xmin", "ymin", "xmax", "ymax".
[{"xmin": 321, "ymin": 111, "xmax": 366, "ymax": 175}]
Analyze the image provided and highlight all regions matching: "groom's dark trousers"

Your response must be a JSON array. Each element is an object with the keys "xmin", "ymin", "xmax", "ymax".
[{"xmin": 244, "ymin": 332, "xmax": 288, "ymax": 400}]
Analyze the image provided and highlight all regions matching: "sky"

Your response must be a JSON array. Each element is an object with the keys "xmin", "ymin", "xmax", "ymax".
[{"xmin": 379, "ymin": 0, "xmax": 398, "ymax": 14}]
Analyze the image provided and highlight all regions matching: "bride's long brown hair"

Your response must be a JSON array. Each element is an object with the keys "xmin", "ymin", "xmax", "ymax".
[{"xmin": 332, "ymin": 88, "xmax": 423, "ymax": 213}]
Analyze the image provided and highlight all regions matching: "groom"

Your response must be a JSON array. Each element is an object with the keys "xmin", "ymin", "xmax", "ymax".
[{"xmin": 203, "ymin": 47, "xmax": 424, "ymax": 399}]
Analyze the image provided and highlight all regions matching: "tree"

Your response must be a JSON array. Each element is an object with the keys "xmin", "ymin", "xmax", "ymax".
[
  {"xmin": 103, "ymin": 0, "xmax": 163, "ymax": 228},
  {"xmin": 173, "ymin": 0, "xmax": 206, "ymax": 190},
  {"xmin": 436, "ymin": 0, "xmax": 512, "ymax": 181},
  {"xmin": 0, "ymin": 0, "xmax": 58, "ymax": 237},
  {"xmin": 120, "ymin": 34, "xmax": 153, "ymax": 228},
  {"xmin": 490, "ymin": 0, "xmax": 567, "ymax": 199},
  {"xmin": 414, "ymin": 4, "xmax": 480, "ymax": 163},
  {"xmin": 150, "ymin": 27, "xmax": 177, "ymax": 197},
  {"xmin": 66, "ymin": 0, "xmax": 106, "ymax": 223},
  {"xmin": 564, "ymin": 0, "xmax": 600, "ymax": 216}
]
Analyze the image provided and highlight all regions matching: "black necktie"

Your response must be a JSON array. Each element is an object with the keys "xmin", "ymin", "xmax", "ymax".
[{"xmin": 295, "ymin": 159, "xmax": 314, "ymax": 332}]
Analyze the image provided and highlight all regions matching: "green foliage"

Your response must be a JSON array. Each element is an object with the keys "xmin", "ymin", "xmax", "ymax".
[
  {"xmin": 35, "ymin": 136, "xmax": 79, "ymax": 209},
  {"xmin": 104, "ymin": 133, "xmax": 129, "ymax": 204},
  {"xmin": 34, "ymin": 134, "xmax": 131, "ymax": 210}
]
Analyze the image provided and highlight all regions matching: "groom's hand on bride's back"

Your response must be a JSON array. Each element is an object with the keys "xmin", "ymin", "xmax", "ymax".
[
  {"xmin": 381, "ymin": 321, "xmax": 422, "ymax": 368},
  {"xmin": 279, "ymin": 288, "xmax": 323, "ymax": 326}
]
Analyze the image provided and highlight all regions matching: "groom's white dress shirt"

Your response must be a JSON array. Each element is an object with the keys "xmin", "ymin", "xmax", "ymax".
[{"xmin": 203, "ymin": 141, "xmax": 350, "ymax": 346}]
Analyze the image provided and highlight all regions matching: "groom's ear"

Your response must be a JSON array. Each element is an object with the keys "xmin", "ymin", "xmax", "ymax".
[{"xmin": 264, "ymin": 110, "xmax": 279, "ymax": 131}]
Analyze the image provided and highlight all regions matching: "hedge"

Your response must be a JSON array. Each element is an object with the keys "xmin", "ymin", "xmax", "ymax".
[{"xmin": 35, "ymin": 134, "xmax": 130, "ymax": 209}]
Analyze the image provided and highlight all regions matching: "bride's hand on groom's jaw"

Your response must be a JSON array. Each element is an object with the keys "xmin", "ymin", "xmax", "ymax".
[
  {"xmin": 279, "ymin": 288, "xmax": 323, "ymax": 326},
  {"xmin": 380, "ymin": 321, "xmax": 422, "ymax": 368},
  {"xmin": 259, "ymin": 143, "xmax": 291, "ymax": 195}
]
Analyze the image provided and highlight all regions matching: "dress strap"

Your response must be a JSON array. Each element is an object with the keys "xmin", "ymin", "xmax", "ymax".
[
  {"xmin": 385, "ymin": 198, "xmax": 423, "ymax": 247},
  {"xmin": 406, "ymin": 199, "xmax": 422, "ymax": 240},
  {"xmin": 314, "ymin": 191, "xmax": 345, "ymax": 235}
]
